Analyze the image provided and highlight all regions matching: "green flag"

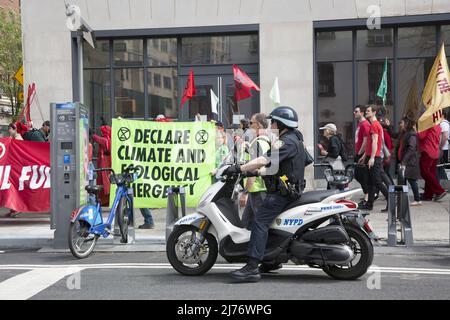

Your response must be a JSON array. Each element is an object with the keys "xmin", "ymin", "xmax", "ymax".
[{"xmin": 377, "ymin": 58, "xmax": 388, "ymax": 106}]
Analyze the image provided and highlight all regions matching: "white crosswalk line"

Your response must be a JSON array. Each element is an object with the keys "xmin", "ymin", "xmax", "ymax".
[
  {"xmin": 1, "ymin": 263, "xmax": 450, "ymax": 276},
  {"xmin": 0, "ymin": 267, "xmax": 83, "ymax": 300}
]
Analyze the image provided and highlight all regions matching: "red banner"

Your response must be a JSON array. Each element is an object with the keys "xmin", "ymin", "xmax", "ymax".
[{"xmin": 0, "ymin": 138, "xmax": 50, "ymax": 212}]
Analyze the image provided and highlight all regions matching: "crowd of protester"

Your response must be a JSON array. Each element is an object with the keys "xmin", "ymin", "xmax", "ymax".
[{"xmin": 319, "ymin": 104, "xmax": 450, "ymax": 212}]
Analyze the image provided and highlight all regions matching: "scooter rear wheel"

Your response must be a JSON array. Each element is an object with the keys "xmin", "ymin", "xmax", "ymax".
[
  {"xmin": 166, "ymin": 225, "xmax": 218, "ymax": 276},
  {"xmin": 322, "ymin": 224, "xmax": 373, "ymax": 280}
]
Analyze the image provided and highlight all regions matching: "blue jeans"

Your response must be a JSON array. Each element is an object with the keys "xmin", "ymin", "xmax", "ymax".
[
  {"xmin": 246, "ymin": 193, "xmax": 290, "ymax": 261},
  {"xmin": 242, "ymin": 192, "xmax": 266, "ymax": 231},
  {"xmin": 140, "ymin": 208, "xmax": 154, "ymax": 225}
]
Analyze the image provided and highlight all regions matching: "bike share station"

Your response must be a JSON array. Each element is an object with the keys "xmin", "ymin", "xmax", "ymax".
[
  {"xmin": 387, "ymin": 166, "xmax": 414, "ymax": 247},
  {"xmin": 50, "ymin": 102, "xmax": 135, "ymax": 249}
]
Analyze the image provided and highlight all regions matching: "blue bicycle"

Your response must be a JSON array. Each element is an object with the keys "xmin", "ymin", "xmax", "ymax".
[{"xmin": 68, "ymin": 165, "xmax": 137, "ymax": 259}]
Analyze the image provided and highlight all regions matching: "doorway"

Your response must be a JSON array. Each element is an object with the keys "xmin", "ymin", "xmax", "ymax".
[{"xmin": 179, "ymin": 66, "xmax": 259, "ymax": 128}]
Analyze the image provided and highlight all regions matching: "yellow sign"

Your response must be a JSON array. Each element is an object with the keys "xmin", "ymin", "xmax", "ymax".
[
  {"xmin": 15, "ymin": 66, "xmax": 24, "ymax": 85},
  {"xmin": 418, "ymin": 44, "xmax": 450, "ymax": 132},
  {"xmin": 18, "ymin": 92, "xmax": 24, "ymax": 103}
]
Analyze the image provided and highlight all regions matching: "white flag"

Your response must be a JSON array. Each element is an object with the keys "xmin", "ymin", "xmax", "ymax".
[
  {"xmin": 210, "ymin": 89, "xmax": 219, "ymax": 114},
  {"xmin": 270, "ymin": 77, "xmax": 280, "ymax": 107}
]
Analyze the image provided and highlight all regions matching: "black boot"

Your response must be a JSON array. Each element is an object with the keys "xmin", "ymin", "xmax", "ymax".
[
  {"xmin": 230, "ymin": 258, "xmax": 261, "ymax": 282},
  {"xmin": 259, "ymin": 263, "xmax": 282, "ymax": 274}
]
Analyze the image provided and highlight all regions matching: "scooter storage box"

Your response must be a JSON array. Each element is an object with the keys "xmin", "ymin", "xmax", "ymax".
[{"xmin": 302, "ymin": 225, "xmax": 349, "ymax": 244}]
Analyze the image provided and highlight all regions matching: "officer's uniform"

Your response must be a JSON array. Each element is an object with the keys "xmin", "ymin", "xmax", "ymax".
[{"xmin": 246, "ymin": 129, "xmax": 305, "ymax": 262}]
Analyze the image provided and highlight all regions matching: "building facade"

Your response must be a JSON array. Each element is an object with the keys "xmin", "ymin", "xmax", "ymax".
[
  {"xmin": 0, "ymin": 0, "xmax": 19, "ymax": 12},
  {"xmin": 21, "ymin": 0, "xmax": 450, "ymax": 185}
]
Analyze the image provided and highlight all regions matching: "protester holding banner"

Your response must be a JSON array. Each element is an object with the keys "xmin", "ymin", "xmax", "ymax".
[
  {"xmin": 8, "ymin": 123, "xmax": 23, "ymax": 141},
  {"xmin": 92, "ymin": 125, "xmax": 112, "ymax": 206},
  {"xmin": 6, "ymin": 123, "xmax": 24, "ymax": 217}
]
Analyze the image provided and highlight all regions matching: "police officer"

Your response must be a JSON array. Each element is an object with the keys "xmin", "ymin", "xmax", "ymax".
[{"xmin": 222, "ymin": 106, "xmax": 306, "ymax": 282}]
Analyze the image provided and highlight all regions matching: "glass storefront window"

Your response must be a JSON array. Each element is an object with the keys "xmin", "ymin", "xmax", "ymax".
[
  {"xmin": 84, "ymin": 69, "xmax": 111, "ymax": 130},
  {"xmin": 84, "ymin": 40, "xmax": 110, "ymax": 68},
  {"xmin": 442, "ymin": 25, "xmax": 450, "ymax": 55},
  {"xmin": 82, "ymin": 33, "xmax": 258, "ymax": 124},
  {"xmin": 189, "ymin": 85, "xmax": 215, "ymax": 121},
  {"xmin": 114, "ymin": 39, "xmax": 143, "ymax": 67},
  {"xmin": 181, "ymin": 35, "xmax": 258, "ymax": 65},
  {"xmin": 317, "ymin": 62, "xmax": 353, "ymax": 156},
  {"xmin": 357, "ymin": 60, "xmax": 394, "ymax": 116},
  {"xmin": 396, "ymin": 58, "xmax": 433, "ymax": 123},
  {"xmin": 316, "ymin": 31, "xmax": 352, "ymax": 61},
  {"xmin": 398, "ymin": 26, "xmax": 436, "ymax": 57},
  {"xmin": 147, "ymin": 38, "xmax": 177, "ymax": 66},
  {"xmin": 357, "ymin": 29, "xmax": 393, "ymax": 59},
  {"xmin": 114, "ymin": 69, "xmax": 145, "ymax": 118},
  {"xmin": 148, "ymin": 68, "xmax": 178, "ymax": 119}
]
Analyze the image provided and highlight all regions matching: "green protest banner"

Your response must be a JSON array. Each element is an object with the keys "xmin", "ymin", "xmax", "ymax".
[{"xmin": 110, "ymin": 119, "xmax": 216, "ymax": 208}]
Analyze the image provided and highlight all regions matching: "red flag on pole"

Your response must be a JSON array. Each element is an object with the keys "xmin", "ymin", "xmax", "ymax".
[
  {"xmin": 180, "ymin": 70, "xmax": 196, "ymax": 108},
  {"xmin": 17, "ymin": 83, "xmax": 35, "ymax": 124},
  {"xmin": 233, "ymin": 64, "xmax": 260, "ymax": 102}
]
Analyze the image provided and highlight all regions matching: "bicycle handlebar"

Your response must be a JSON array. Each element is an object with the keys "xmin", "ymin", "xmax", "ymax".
[{"xmin": 437, "ymin": 163, "xmax": 450, "ymax": 168}]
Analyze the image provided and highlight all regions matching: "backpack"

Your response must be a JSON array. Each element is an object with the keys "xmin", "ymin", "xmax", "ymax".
[
  {"xmin": 337, "ymin": 135, "xmax": 348, "ymax": 162},
  {"xmin": 23, "ymin": 128, "xmax": 46, "ymax": 142}
]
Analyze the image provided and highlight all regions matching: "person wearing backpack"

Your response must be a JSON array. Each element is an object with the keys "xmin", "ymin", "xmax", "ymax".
[
  {"xmin": 318, "ymin": 123, "xmax": 346, "ymax": 171},
  {"xmin": 23, "ymin": 121, "xmax": 50, "ymax": 142}
]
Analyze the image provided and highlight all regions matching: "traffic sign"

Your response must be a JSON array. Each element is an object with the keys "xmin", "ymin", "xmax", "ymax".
[{"xmin": 15, "ymin": 66, "xmax": 23, "ymax": 85}]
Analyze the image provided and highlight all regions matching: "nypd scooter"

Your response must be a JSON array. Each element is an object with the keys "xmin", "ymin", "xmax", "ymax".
[{"xmin": 166, "ymin": 164, "xmax": 375, "ymax": 280}]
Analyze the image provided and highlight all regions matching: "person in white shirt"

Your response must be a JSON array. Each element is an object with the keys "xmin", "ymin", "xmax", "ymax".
[{"xmin": 439, "ymin": 111, "xmax": 450, "ymax": 164}]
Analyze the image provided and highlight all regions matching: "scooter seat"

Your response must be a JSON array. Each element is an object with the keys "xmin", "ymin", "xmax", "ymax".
[{"xmin": 284, "ymin": 189, "xmax": 340, "ymax": 210}]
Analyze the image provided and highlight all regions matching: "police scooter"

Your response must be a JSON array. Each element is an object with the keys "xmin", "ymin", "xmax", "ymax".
[{"xmin": 166, "ymin": 164, "xmax": 375, "ymax": 280}]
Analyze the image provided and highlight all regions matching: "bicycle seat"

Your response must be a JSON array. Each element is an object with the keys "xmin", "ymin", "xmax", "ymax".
[{"xmin": 85, "ymin": 185, "xmax": 104, "ymax": 194}]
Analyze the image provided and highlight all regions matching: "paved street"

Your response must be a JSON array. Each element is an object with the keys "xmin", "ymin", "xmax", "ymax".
[{"xmin": 0, "ymin": 250, "xmax": 450, "ymax": 300}]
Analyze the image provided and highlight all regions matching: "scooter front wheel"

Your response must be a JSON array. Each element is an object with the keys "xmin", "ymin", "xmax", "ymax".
[{"xmin": 166, "ymin": 225, "xmax": 218, "ymax": 276}]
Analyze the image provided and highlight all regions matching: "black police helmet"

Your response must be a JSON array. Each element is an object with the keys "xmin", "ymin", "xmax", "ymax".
[{"xmin": 267, "ymin": 106, "xmax": 298, "ymax": 129}]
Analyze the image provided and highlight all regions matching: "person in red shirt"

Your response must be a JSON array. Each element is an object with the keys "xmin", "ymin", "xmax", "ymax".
[
  {"xmin": 92, "ymin": 125, "xmax": 112, "ymax": 206},
  {"xmin": 358, "ymin": 105, "xmax": 388, "ymax": 211},
  {"xmin": 418, "ymin": 124, "xmax": 446, "ymax": 201},
  {"xmin": 353, "ymin": 105, "xmax": 371, "ymax": 203}
]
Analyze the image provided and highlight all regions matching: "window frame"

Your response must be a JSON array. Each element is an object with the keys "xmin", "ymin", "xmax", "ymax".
[{"xmin": 313, "ymin": 13, "xmax": 450, "ymax": 177}]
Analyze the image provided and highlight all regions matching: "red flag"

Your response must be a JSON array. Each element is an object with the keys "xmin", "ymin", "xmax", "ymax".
[
  {"xmin": 180, "ymin": 70, "xmax": 196, "ymax": 108},
  {"xmin": 17, "ymin": 83, "xmax": 35, "ymax": 125},
  {"xmin": 233, "ymin": 64, "xmax": 260, "ymax": 102}
]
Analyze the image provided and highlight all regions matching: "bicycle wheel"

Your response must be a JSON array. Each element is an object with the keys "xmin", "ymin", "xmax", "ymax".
[
  {"xmin": 68, "ymin": 220, "xmax": 98, "ymax": 259},
  {"xmin": 116, "ymin": 196, "xmax": 130, "ymax": 243}
]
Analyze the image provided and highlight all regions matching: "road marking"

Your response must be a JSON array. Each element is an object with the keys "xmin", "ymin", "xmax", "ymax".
[
  {"xmin": 1, "ymin": 263, "xmax": 450, "ymax": 276},
  {"xmin": 0, "ymin": 267, "xmax": 83, "ymax": 300}
]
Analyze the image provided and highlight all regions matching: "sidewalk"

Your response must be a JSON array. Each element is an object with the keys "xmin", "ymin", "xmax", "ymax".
[{"xmin": 1, "ymin": 189, "xmax": 449, "ymax": 255}]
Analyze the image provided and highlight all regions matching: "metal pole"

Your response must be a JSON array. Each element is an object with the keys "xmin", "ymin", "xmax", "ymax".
[{"xmin": 77, "ymin": 31, "xmax": 84, "ymax": 103}]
